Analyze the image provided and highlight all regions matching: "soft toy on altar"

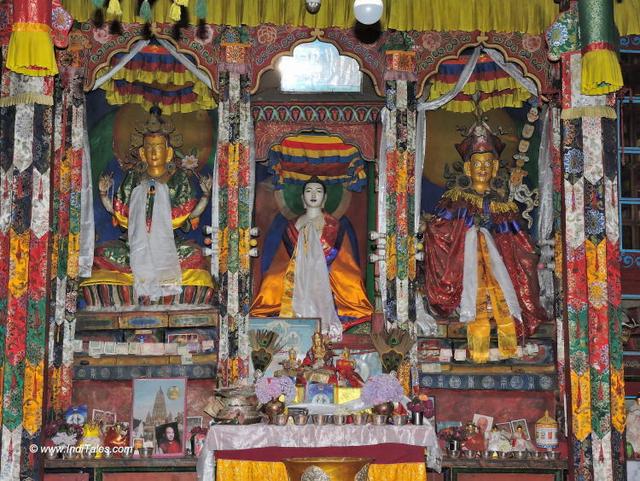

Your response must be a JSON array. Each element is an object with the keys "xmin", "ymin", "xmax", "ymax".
[{"xmin": 80, "ymin": 422, "xmax": 103, "ymax": 458}]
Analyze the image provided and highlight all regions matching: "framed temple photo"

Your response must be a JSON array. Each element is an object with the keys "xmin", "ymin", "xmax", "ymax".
[
  {"xmin": 247, "ymin": 317, "xmax": 320, "ymax": 378},
  {"xmin": 131, "ymin": 378, "xmax": 186, "ymax": 457}
]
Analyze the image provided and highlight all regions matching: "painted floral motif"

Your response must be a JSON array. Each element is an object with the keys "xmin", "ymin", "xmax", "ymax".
[
  {"xmin": 547, "ymin": 23, "xmax": 568, "ymax": 48},
  {"xmin": 181, "ymin": 154, "xmax": 199, "ymax": 171},
  {"xmin": 256, "ymin": 25, "xmax": 277, "ymax": 45},
  {"xmin": 93, "ymin": 26, "xmax": 110, "ymax": 45},
  {"xmin": 522, "ymin": 34, "xmax": 542, "ymax": 53},
  {"xmin": 564, "ymin": 148, "xmax": 583, "ymax": 175},
  {"xmin": 421, "ymin": 32, "xmax": 442, "ymax": 52}
]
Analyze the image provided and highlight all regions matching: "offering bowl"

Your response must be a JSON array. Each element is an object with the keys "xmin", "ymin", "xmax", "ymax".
[
  {"xmin": 352, "ymin": 413, "xmax": 369, "ymax": 425},
  {"xmin": 371, "ymin": 414, "xmax": 387, "ymax": 425},
  {"xmin": 273, "ymin": 413, "xmax": 289, "ymax": 426},
  {"xmin": 332, "ymin": 414, "xmax": 347, "ymax": 425},
  {"xmin": 391, "ymin": 414, "xmax": 408, "ymax": 426},
  {"xmin": 293, "ymin": 414, "xmax": 309, "ymax": 426},
  {"xmin": 312, "ymin": 414, "xmax": 330, "ymax": 426}
]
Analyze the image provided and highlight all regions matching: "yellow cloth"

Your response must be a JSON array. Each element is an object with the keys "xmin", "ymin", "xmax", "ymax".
[
  {"xmin": 62, "ymin": 0, "xmax": 556, "ymax": 34},
  {"xmin": 251, "ymin": 229, "xmax": 372, "ymax": 321},
  {"xmin": 466, "ymin": 233, "xmax": 517, "ymax": 363},
  {"xmin": 215, "ymin": 459, "xmax": 427, "ymax": 481},
  {"xmin": 79, "ymin": 267, "xmax": 214, "ymax": 288},
  {"xmin": 6, "ymin": 25, "xmax": 58, "ymax": 76}
]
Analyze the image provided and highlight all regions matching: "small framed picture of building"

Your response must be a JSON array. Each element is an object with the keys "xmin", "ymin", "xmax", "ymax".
[{"xmin": 131, "ymin": 378, "xmax": 186, "ymax": 457}]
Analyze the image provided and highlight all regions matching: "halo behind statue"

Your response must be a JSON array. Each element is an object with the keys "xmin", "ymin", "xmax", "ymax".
[{"xmin": 274, "ymin": 182, "xmax": 352, "ymax": 220}]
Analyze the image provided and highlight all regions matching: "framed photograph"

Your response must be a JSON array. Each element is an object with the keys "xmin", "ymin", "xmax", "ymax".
[
  {"xmin": 305, "ymin": 382, "xmax": 335, "ymax": 404},
  {"xmin": 247, "ymin": 317, "xmax": 320, "ymax": 378},
  {"xmin": 495, "ymin": 422, "xmax": 513, "ymax": 435},
  {"xmin": 626, "ymin": 395, "xmax": 640, "ymax": 458},
  {"xmin": 472, "ymin": 414, "xmax": 494, "ymax": 435},
  {"xmin": 186, "ymin": 416, "xmax": 203, "ymax": 434},
  {"xmin": 131, "ymin": 378, "xmax": 186, "ymax": 457},
  {"xmin": 155, "ymin": 422, "xmax": 182, "ymax": 455},
  {"xmin": 102, "ymin": 411, "xmax": 116, "ymax": 425},
  {"xmin": 510, "ymin": 418, "xmax": 531, "ymax": 440}
]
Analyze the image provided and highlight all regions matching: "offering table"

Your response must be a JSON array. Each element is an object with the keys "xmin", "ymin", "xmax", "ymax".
[{"xmin": 197, "ymin": 424, "xmax": 440, "ymax": 481}]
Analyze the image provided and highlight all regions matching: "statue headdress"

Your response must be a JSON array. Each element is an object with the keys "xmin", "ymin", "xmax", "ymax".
[
  {"xmin": 129, "ymin": 106, "xmax": 183, "ymax": 166},
  {"xmin": 455, "ymin": 101, "xmax": 505, "ymax": 162}
]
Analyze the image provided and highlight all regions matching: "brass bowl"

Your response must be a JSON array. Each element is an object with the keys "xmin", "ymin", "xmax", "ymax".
[
  {"xmin": 332, "ymin": 414, "xmax": 347, "ymax": 425},
  {"xmin": 513, "ymin": 450, "xmax": 528, "ymax": 459},
  {"xmin": 391, "ymin": 414, "xmax": 408, "ymax": 426},
  {"xmin": 282, "ymin": 457, "xmax": 373, "ymax": 481},
  {"xmin": 352, "ymin": 413, "xmax": 369, "ymax": 425},
  {"xmin": 273, "ymin": 413, "xmax": 289, "ymax": 426},
  {"xmin": 312, "ymin": 414, "xmax": 330, "ymax": 426},
  {"xmin": 293, "ymin": 414, "xmax": 309, "ymax": 426},
  {"xmin": 371, "ymin": 414, "xmax": 387, "ymax": 426}
]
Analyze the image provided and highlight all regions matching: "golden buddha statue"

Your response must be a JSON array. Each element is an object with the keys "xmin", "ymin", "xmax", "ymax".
[
  {"xmin": 301, "ymin": 331, "xmax": 335, "ymax": 384},
  {"xmin": 423, "ymin": 114, "xmax": 546, "ymax": 363},
  {"xmin": 250, "ymin": 177, "xmax": 373, "ymax": 338},
  {"xmin": 81, "ymin": 107, "xmax": 214, "ymax": 307}
]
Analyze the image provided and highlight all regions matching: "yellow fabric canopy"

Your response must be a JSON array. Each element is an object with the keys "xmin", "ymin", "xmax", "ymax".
[
  {"xmin": 63, "ymin": 0, "xmax": 557, "ymax": 34},
  {"xmin": 60, "ymin": 0, "xmax": 640, "ymax": 35}
]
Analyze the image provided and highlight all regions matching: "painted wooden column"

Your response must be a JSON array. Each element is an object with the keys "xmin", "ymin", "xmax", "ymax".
[
  {"xmin": 380, "ymin": 49, "xmax": 418, "ymax": 328},
  {"xmin": 215, "ymin": 39, "xmax": 253, "ymax": 386}
]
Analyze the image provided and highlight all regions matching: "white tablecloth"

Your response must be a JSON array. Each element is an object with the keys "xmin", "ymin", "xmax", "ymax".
[{"xmin": 196, "ymin": 423, "xmax": 441, "ymax": 480}]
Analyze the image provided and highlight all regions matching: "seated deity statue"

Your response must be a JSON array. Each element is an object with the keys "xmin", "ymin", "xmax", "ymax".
[
  {"xmin": 301, "ymin": 331, "xmax": 336, "ymax": 384},
  {"xmin": 250, "ymin": 177, "xmax": 373, "ymax": 339},
  {"xmin": 81, "ymin": 107, "xmax": 214, "ymax": 307},
  {"xmin": 423, "ymin": 114, "xmax": 546, "ymax": 363}
]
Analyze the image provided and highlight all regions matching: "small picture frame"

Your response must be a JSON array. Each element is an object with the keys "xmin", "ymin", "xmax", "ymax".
[
  {"xmin": 510, "ymin": 418, "xmax": 531, "ymax": 440},
  {"xmin": 305, "ymin": 382, "xmax": 335, "ymax": 404},
  {"xmin": 472, "ymin": 414, "xmax": 494, "ymax": 435},
  {"xmin": 495, "ymin": 422, "xmax": 513, "ymax": 435},
  {"xmin": 186, "ymin": 416, "xmax": 203, "ymax": 434},
  {"xmin": 155, "ymin": 422, "xmax": 182, "ymax": 456},
  {"xmin": 192, "ymin": 432, "xmax": 207, "ymax": 457},
  {"xmin": 131, "ymin": 378, "xmax": 186, "ymax": 457},
  {"xmin": 92, "ymin": 409, "xmax": 105, "ymax": 423}
]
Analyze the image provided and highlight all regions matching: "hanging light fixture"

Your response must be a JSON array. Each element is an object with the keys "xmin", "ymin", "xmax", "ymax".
[
  {"xmin": 353, "ymin": 0, "xmax": 383, "ymax": 25},
  {"xmin": 305, "ymin": 0, "xmax": 321, "ymax": 14}
]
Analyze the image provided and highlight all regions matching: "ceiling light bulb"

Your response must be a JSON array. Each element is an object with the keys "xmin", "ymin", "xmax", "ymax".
[
  {"xmin": 353, "ymin": 0, "xmax": 383, "ymax": 25},
  {"xmin": 305, "ymin": 0, "xmax": 321, "ymax": 14}
]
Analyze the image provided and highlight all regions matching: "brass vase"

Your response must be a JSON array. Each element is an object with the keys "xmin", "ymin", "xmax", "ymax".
[
  {"xmin": 264, "ymin": 398, "xmax": 285, "ymax": 422},
  {"xmin": 282, "ymin": 457, "xmax": 373, "ymax": 481},
  {"xmin": 372, "ymin": 402, "xmax": 394, "ymax": 416}
]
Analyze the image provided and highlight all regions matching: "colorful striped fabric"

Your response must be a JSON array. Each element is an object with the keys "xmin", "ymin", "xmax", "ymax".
[
  {"xmin": 428, "ymin": 53, "xmax": 533, "ymax": 113},
  {"xmin": 267, "ymin": 134, "xmax": 367, "ymax": 192},
  {"xmin": 100, "ymin": 43, "xmax": 216, "ymax": 114}
]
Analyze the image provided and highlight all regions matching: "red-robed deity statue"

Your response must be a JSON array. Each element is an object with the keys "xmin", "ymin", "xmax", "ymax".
[{"xmin": 423, "ymin": 115, "xmax": 546, "ymax": 363}]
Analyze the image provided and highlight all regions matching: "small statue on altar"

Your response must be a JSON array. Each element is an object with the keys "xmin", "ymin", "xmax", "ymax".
[
  {"xmin": 335, "ymin": 348, "xmax": 364, "ymax": 387},
  {"xmin": 250, "ymin": 177, "xmax": 373, "ymax": 338},
  {"xmin": 486, "ymin": 426, "xmax": 511, "ymax": 453},
  {"xmin": 81, "ymin": 107, "xmax": 214, "ymax": 306},
  {"xmin": 301, "ymin": 331, "xmax": 335, "ymax": 384},
  {"xmin": 274, "ymin": 348, "xmax": 302, "ymax": 378},
  {"xmin": 511, "ymin": 425, "xmax": 535, "ymax": 452},
  {"xmin": 422, "ymin": 108, "xmax": 546, "ymax": 363}
]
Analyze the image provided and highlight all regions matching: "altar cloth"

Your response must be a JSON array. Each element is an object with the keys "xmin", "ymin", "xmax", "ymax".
[{"xmin": 196, "ymin": 424, "xmax": 440, "ymax": 481}]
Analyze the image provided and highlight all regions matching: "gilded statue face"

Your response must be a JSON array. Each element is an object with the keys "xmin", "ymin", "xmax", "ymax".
[
  {"xmin": 302, "ymin": 182, "xmax": 326, "ymax": 209},
  {"xmin": 464, "ymin": 152, "xmax": 499, "ymax": 194},
  {"xmin": 140, "ymin": 134, "xmax": 174, "ymax": 177}
]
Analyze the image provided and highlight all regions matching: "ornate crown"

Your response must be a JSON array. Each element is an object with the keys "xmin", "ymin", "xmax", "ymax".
[
  {"xmin": 129, "ymin": 106, "xmax": 183, "ymax": 162},
  {"xmin": 454, "ymin": 97, "xmax": 505, "ymax": 162}
]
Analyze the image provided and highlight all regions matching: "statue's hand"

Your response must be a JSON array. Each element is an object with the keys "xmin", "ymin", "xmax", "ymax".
[
  {"xmin": 98, "ymin": 172, "xmax": 114, "ymax": 194},
  {"xmin": 199, "ymin": 175, "xmax": 213, "ymax": 195}
]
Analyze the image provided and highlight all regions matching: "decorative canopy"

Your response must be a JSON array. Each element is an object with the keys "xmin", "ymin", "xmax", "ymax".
[
  {"xmin": 428, "ymin": 53, "xmax": 533, "ymax": 113},
  {"xmin": 97, "ymin": 42, "xmax": 216, "ymax": 114},
  {"xmin": 60, "ymin": 0, "xmax": 640, "ymax": 36},
  {"xmin": 267, "ymin": 134, "xmax": 367, "ymax": 192}
]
